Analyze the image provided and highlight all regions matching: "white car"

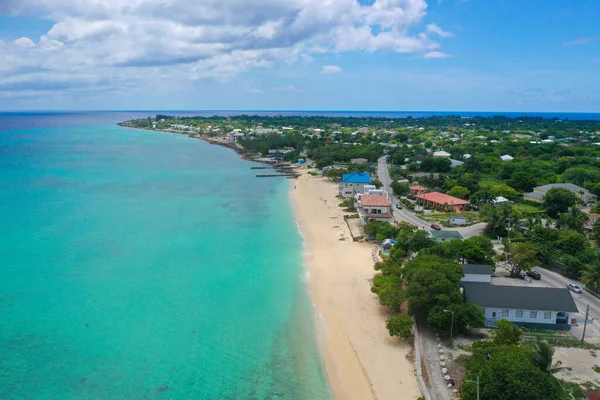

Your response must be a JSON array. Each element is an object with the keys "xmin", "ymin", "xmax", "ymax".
[{"xmin": 567, "ymin": 283, "xmax": 582, "ymax": 293}]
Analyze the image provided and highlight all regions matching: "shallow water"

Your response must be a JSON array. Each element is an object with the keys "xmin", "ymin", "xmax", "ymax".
[{"xmin": 0, "ymin": 118, "xmax": 331, "ymax": 399}]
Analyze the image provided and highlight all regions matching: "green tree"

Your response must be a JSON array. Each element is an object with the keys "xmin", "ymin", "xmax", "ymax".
[
  {"xmin": 497, "ymin": 242, "xmax": 539, "ymax": 277},
  {"xmin": 372, "ymin": 178, "xmax": 383, "ymax": 188},
  {"xmin": 542, "ymin": 187, "xmax": 579, "ymax": 218},
  {"xmin": 493, "ymin": 319, "xmax": 522, "ymax": 345},
  {"xmin": 489, "ymin": 184, "xmax": 519, "ymax": 201},
  {"xmin": 592, "ymin": 182, "xmax": 600, "ymax": 197},
  {"xmin": 371, "ymin": 274, "xmax": 404, "ymax": 311},
  {"xmin": 421, "ymin": 157, "xmax": 452, "ymax": 173},
  {"xmin": 427, "ymin": 303, "xmax": 485, "ymax": 336},
  {"xmin": 470, "ymin": 189, "xmax": 494, "ymax": 206},
  {"xmin": 403, "ymin": 256, "xmax": 463, "ymax": 317},
  {"xmin": 530, "ymin": 340, "xmax": 570, "ymax": 375},
  {"xmin": 386, "ymin": 314, "xmax": 414, "ymax": 339},
  {"xmin": 391, "ymin": 182, "xmax": 409, "ymax": 197},
  {"xmin": 462, "ymin": 341, "xmax": 566, "ymax": 400},
  {"xmin": 509, "ymin": 171, "xmax": 537, "ymax": 192},
  {"xmin": 593, "ymin": 220, "xmax": 600, "ymax": 245},
  {"xmin": 447, "ymin": 185, "xmax": 470, "ymax": 200},
  {"xmin": 406, "ymin": 230, "xmax": 436, "ymax": 253},
  {"xmin": 556, "ymin": 206, "xmax": 587, "ymax": 232},
  {"xmin": 480, "ymin": 203, "xmax": 518, "ymax": 237}
]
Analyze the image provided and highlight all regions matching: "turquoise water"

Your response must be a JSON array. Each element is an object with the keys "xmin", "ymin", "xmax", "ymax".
[{"xmin": 0, "ymin": 122, "xmax": 331, "ymax": 399}]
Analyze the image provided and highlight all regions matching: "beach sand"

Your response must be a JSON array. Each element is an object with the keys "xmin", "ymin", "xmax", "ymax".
[{"xmin": 291, "ymin": 173, "xmax": 421, "ymax": 400}]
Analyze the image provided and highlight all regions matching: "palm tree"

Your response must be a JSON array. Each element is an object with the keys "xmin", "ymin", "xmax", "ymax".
[
  {"xmin": 531, "ymin": 340, "xmax": 571, "ymax": 375},
  {"xmin": 557, "ymin": 206, "xmax": 587, "ymax": 232}
]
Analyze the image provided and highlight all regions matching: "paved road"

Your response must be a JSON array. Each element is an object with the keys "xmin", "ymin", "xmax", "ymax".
[
  {"xmin": 377, "ymin": 156, "xmax": 485, "ymax": 238},
  {"xmin": 532, "ymin": 266, "xmax": 600, "ymax": 333}
]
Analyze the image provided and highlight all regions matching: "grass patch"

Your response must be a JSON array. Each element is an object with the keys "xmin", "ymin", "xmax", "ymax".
[
  {"xmin": 480, "ymin": 175, "xmax": 505, "ymax": 187},
  {"xmin": 513, "ymin": 202, "xmax": 544, "ymax": 214},
  {"xmin": 309, "ymin": 171, "xmax": 319, "ymax": 176},
  {"xmin": 593, "ymin": 365, "xmax": 600, "ymax": 374},
  {"xmin": 348, "ymin": 214, "xmax": 359, "ymax": 219},
  {"xmin": 520, "ymin": 328, "xmax": 600, "ymax": 350}
]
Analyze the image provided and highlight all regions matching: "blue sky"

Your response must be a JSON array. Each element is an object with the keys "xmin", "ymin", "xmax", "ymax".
[{"xmin": 0, "ymin": 0, "xmax": 598, "ymax": 111}]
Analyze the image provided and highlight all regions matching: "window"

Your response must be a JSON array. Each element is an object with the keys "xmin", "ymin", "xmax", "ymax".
[
  {"xmin": 530, "ymin": 311, "xmax": 538, "ymax": 319},
  {"xmin": 516, "ymin": 310, "xmax": 523, "ymax": 318},
  {"xmin": 544, "ymin": 311, "xmax": 551, "ymax": 319},
  {"xmin": 501, "ymin": 310, "xmax": 509, "ymax": 317}
]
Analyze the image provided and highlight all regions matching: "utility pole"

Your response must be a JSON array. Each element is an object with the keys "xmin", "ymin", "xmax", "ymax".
[
  {"xmin": 464, "ymin": 376, "xmax": 480, "ymax": 400},
  {"xmin": 582, "ymin": 304, "xmax": 590, "ymax": 343}
]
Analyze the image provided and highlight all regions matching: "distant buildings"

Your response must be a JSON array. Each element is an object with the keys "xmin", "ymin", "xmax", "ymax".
[
  {"xmin": 339, "ymin": 172, "xmax": 372, "ymax": 198},
  {"xmin": 500, "ymin": 154, "xmax": 514, "ymax": 161},
  {"xmin": 409, "ymin": 185, "xmax": 428, "ymax": 196},
  {"xmin": 523, "ymin": 183, "xmax": 595, "ymax": 203},
  {"xmin": 350, "ymin": 158, "xmax": 369, "ymax": 164},
  {"xmin": 463, "ymin": 283, "xmax": 578, "ymax": 330},
  {"xmin": 462, "ymin": 154, "xmax": 472, "ymax": 159}
]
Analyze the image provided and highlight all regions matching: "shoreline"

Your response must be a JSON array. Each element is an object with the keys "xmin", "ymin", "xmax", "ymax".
[
  {"xmin": 291, "ymin": 173, "xmax": 421, "ymax": 400},
  {"xmin": 119, "ymin": 122, "xmax": 421, "ymax": 399}
]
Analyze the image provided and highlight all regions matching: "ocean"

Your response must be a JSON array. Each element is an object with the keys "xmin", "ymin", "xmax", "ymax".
[{"xmin": 0, "ymin": 114, "xmax": 332, "ymax": 399}]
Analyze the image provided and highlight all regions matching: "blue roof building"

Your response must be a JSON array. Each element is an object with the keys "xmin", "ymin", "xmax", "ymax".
[
  {"xmin": 342, "ymin": 172, "xmax": 371, "ymax": 183},
  {"xmin": 339, "ymin": 172, "xmax": 372, "ymax": 198}
]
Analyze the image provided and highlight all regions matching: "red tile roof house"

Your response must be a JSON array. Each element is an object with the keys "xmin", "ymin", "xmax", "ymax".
[
  {"xmin": 585, "ymin": 392, "xmax": 600, "ymax": 400},
  {"xmin": 409, "ymin": 185, "xmax": 428, "ymax": 196},
  {"xmin": 415, "ymin": 192, "xmax": 470, "ymax": 213},
  {"xmin": 357, "ymin": 194, "xmax": 393, "ymax": 225}
]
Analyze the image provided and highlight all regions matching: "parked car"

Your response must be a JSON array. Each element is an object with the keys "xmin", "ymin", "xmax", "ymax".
[
  {"xmin": 430, "ymin": 223, "xmax": 442, "ymax": 231},
  {"xmin": 526, "ymin": 271, "xmax": 541, "ymax": 280},
  {"xmin": 568, "ymin": 283, "xmax": 582, "ymax": 293},
  {"xmin": 396, "ymin": 203, "xmax": 403, "ymax": 209}
]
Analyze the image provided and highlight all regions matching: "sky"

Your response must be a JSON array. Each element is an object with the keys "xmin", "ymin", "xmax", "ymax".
[{"xmin": 0, "ymin": 0, "xmax": 599, "ymax": 112}]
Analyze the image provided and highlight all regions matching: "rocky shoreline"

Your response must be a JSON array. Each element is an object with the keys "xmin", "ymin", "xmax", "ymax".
[{"xmin": 117, "ymin": 122, "xmax": 299, "ymax": 176}]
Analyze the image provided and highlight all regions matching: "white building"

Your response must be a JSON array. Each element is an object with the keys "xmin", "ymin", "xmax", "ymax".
[
  {"xmin": 356, "ymin": 194, "xmax": 393, "ymax": 225},
  {"xmin": 493, "ymin": 196, "xmax": 510, "ymax": 204},
  {"xmin": 500, "ymin": 154, "xmax": 514, "ymax": 161},
  {"xmin": 461, "ymin": 264, "xmax": 493, "ymax": 283},
  {"xmin": 433, "ymin": 150, "xmax": 451, "ymax": 158},
  {"xmin": 338, "ymin": 172, "xmax": 372, "ymax": 198},
  {"xmin": 463, "ymin": 283, "xmax": 578, "ymax": 330},
  {"xmin": 463, "ymin": 154, "xmax": 472, "ymax": 159}
]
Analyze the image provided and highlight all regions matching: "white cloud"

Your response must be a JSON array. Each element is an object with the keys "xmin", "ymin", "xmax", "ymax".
[
  {"xmin": 0, "ymin": 0, "xmax": 453, "ymax": 99},
  {"xmin": 424, "ymin": 51, "xmax": 450, "ymax": 59},
  {"xmin": 321, "ymin": 65, "xmax": 342, "ymax": 74},
  {"xmin": 426, "ymin": 23, "xmax": 454, "ymax": 38},
  {"xmin": 272, "ymin": 85, "xmax": 303, "ymax": 92},
  {"xmin": 13, "ymin": 37, "xmax": 36, "ymax": 47}
]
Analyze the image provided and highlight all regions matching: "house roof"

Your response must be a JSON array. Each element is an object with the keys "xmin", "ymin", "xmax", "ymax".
[
  {"xmin": 342, "ymin": 172, "xmax": 371, "ymax": 183},
  {"xmin": 585, "ymin": 392, "xmax": 600, "ymax": 400},
  {"xmin": 493, "ymin": 196, "xmax": 509, "ymax": 203},
  {"xmin": 410, "ymin": 185, "xmax": 428, "ymax": 191},
  {"xmin": 361, "ymin": 194, "xmax": 391, "ymax": 207},
  {"xmin": 351, "ymin": 158, "xmax": 369, "ymax": 163},
  {"xmin": 433, "ymin": 150, "xmax": 451, "ymax": 157},
  {"xmin": 524, "ymin": 192, "xmax": 544, "ymax": 201},
  {"xmin": 431, "ymin": 230, "xmax": 463, "ymax": 242},
  {"xmin": 415, "ymin": 192, "xmax": 470, "ymax": 205},
  {"xmin": 450, "ymin": 159, "xmax": 464, "ymax": 168},
  {"xmin": 462, "ymin": 264, "xmax": 494, "ymax": 276},
  {"xmin": 500, "ymin": 154, "xmax": 514, "ymax": 160},
  {"xmin": 463, "ymin": 283, "xmax": 579, "ymax": 312},
  {"xmin": 535, "ymin": 183, "xmax": 591, "ymax": 195}
]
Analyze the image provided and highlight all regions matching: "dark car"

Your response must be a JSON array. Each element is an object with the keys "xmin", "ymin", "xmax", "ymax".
[
  {"xmin": 396, "ymin": 203, "xmax": 403, "ymax": 209},
  {"xmin": 430, "ymin": 223, "xmax": 442, "ymax": 231},
  {"xmin": 526, "ymin": 271, "xmax": 541, "ymax": 280}
]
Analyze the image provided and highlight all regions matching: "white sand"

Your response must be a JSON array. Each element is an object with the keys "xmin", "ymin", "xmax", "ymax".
[{"xmin": 291, "ymin": 173, "xmax": 421, "ymax": 400}]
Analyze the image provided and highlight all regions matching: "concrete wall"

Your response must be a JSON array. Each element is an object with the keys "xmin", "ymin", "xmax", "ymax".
[{"xmin": 483, "ymin": 308, "xmax": 571, "ymax": 325}]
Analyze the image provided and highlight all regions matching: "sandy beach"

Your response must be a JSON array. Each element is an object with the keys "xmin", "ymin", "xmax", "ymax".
[{"xmin": 291, "ymin": 172, "xmax": 421, "ymax": 400}]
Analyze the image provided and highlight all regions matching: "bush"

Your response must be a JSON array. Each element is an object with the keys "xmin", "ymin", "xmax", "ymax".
[
  {"xmin": 401, "ymin": 198, "xmax": 415, "ymax": 210},
  {"xmin": 386, "ymin": 314, "xmax": 414, "ymax": 339}
]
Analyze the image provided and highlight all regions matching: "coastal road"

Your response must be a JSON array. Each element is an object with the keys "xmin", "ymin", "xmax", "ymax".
[
  {"xmin": 377, "ymin": 156, "xmax": 485, "ymax": 238},
  {"xmin": 531, "ymin": 266, "xmax": 600, "ymax": 336}
]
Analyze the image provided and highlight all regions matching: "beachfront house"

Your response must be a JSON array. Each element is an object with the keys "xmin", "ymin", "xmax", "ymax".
[
  {"xmin": 523, "ymin": 183, "xmax": 596, "ymax": 204},
  {"xmin": 339, "ymin": 172, "xmax": 372, "ymax": 198},
  {"xmin": 460, "ymin": 264, "xmax": 493, "ymax": 284},
  {"xmin": 463, "ymin": 283, "xmax": 578, "ymax": 330},
  {"xmin": 356, "ymin": 194, "xmax": 393, "ymax": 225},
  {"xmin": 415, "ymin": 192, "xmax": 470, "ymax": 212}
]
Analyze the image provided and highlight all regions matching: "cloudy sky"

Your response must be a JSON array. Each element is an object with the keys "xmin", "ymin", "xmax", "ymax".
[{"xmin": 0, "ymin": 0, "xmax": 598, "ymax": 111}]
